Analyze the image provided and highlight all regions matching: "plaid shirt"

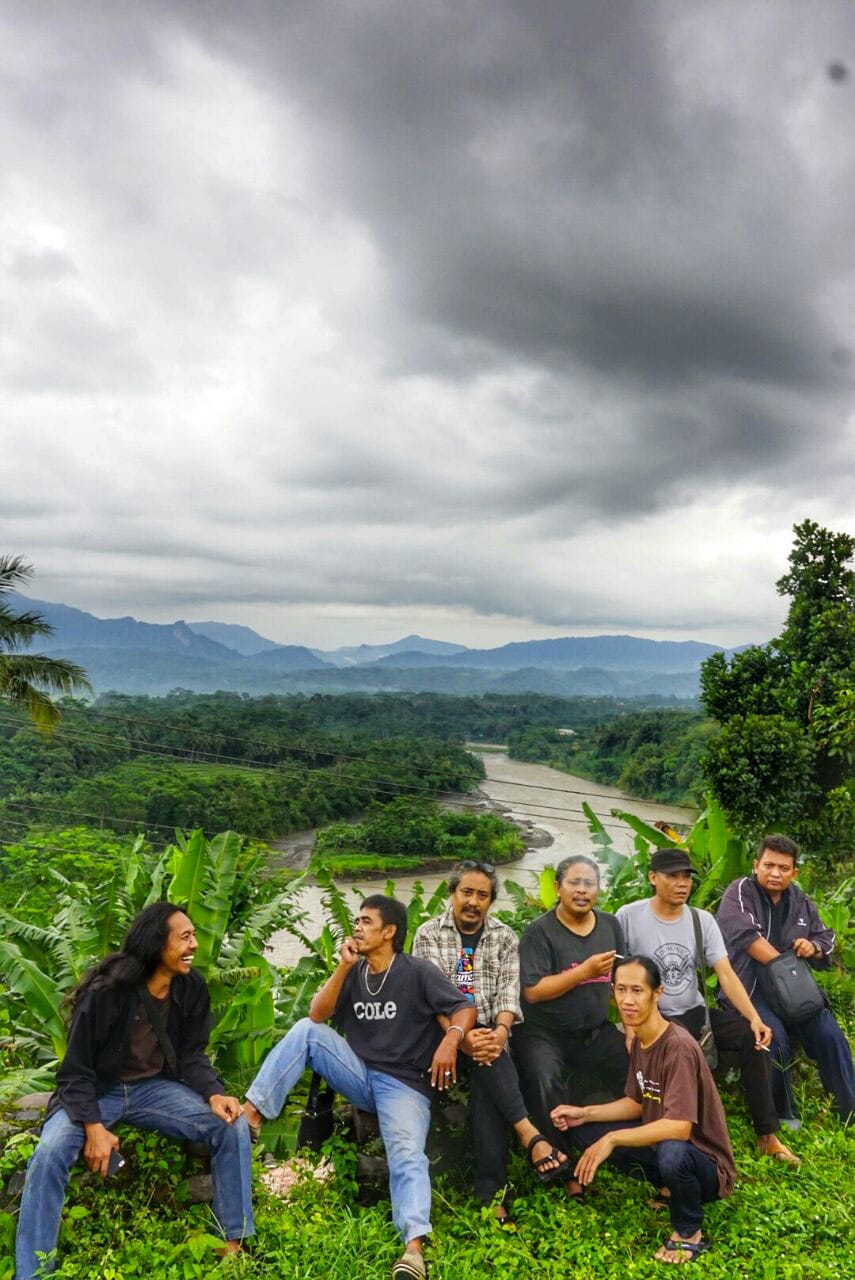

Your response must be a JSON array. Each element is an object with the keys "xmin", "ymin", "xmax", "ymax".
[{"xmin": 412, "ymin": 904, "xmax": 523, "ymax": 1027}]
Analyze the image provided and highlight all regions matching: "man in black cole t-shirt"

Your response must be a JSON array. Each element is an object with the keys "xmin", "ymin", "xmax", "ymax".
[
  {"xmin": 513, "ymin": 855, "xmax": 628, "ymax": 1199},
  {"xmin": 244, "ymin": 895, "xmax": 474, "ymax": 1280}
]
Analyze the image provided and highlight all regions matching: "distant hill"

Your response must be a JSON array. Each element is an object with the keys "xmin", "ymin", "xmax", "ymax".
[
  {"xmin": 7, "ymin": 592, "xmax": 751, "ymax": 699},
  {"xmin": 10, "ymin": 595, "xmax": 235, "ymax": 659},
  {"xmin": 187, "ymin": 621, "xmax": 280, "ymax": 655},
  {"xmin": 318, "ymin": 635, "xmax": 469, "ymax": 666},
  {"xmin": 436, "ymin": 635, "xmax": 730, "ymax": 672}
]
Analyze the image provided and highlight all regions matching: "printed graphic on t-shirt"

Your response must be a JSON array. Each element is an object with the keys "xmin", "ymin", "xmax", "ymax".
[
  {"xmin": 635, "ymin": 1068, "xmax": 663, "ymax": 1105},
  {"xmin": 652, "ymin": 943, "xmax": 694, "ymax": 996},
  {"xmin": 456, "ymin": 945, "xmax": 476, "ymax": 1002},
  {"xmin": 563, "ymin": 961, "xmax": 611, "ymax": 986}
]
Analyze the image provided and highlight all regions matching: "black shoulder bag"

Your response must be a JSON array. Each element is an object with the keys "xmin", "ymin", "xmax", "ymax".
[
  {"xmin": 297, "ymin": 1072, "xmax": 336, "ymax": 1151},
  {"xmin": 689, "ymin": 908, "xmax": 718, "ymax": 1072},
  {"xmin": 761, "ymin": 953, "xmax": 826, "ymax": 1024},
  {"xmin": 137, "ymin": 986, "xmax": 180, "ymax": 1079}
]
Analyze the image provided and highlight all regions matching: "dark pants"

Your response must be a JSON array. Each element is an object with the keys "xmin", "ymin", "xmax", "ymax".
[
  {"xmin": 513, "ymin": 1021, "xmax": 628, "ymax": 1156},
  {"xmin": 671, "ymin": 1004, "xmax": 778, "ymax": 1136},
  {"xmin": 751, "ymin": 994, "xmax": 855, "ymax": 1124},
  {"xmin": 460, "ymin": 1047, "xmax": 529, "ymax": 1204},
  {"xmin": 567, "ymin": 1120, "xmax": 720, "ymax": 1237}
]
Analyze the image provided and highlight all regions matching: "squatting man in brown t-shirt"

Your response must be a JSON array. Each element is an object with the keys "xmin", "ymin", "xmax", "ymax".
[{"xmin": 551, "ymin": 955, "xmax": 736, "ymax": 1264}]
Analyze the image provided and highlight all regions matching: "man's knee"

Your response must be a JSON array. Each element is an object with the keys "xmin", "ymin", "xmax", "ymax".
[{"xmin": 656, "ymin": 1140, "xmax": 692, "ymax": 1183}]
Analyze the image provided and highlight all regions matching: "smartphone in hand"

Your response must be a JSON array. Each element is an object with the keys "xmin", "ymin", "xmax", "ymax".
[{"xmin": 106, "ymin": 1149, "xmax": 126, "ymax": 1178}]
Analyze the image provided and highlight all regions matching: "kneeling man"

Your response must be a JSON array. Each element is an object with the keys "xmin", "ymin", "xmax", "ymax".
[
  {"xmin": 552, "ymin": 955, "xmax": 735, "ymax": 1265},
  {"xmin": 244, "ymin": 895, "xmax": 475, "ymax": 1280},
  {"xmin": 16, "ymin": 902, "xmax": 253, "ymax": 1280}
]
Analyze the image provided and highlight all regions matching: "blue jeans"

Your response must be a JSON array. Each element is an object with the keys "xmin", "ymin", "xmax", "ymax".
[
  {"xmin": 567, "ymin": 1121, "xmax": 720, "ymax": 1237},
  {"xmin": 247, "ymin": 1018, "xmax": 432, "ymax": 1244},
  {"xmin": 16, "ymin": 1078, "xmax": 254, "ymax": 1279},
  {"xmin": 752, "ymin": 994, "xmax": 855, "ymax": 1123}
]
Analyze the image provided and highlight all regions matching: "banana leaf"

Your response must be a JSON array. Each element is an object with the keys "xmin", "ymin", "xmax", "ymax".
[
  {"xmin": 539, "ymin": 866, "xmax": 558, "ymax": 909},
  {"xmin": 0, "ymin": 941, "xmax": 67, "ymax": 1059},
  {"xmin": 610, "ymin": 809, "xmax": 681, "ymax": 850}
]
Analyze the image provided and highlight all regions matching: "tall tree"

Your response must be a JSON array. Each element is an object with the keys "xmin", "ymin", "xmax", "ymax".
[
  {"xmin": 700, "ymin": 521, "xmax": 855, "ymax": 860},
  {"xmin": 0, "ymin": 556, "xmax": 92, "ymax": 729}
]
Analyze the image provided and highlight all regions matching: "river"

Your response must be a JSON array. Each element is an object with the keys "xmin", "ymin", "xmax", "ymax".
[{"xmin": 266, "ymin": 751, "xmax": 696, "ymax": 967}]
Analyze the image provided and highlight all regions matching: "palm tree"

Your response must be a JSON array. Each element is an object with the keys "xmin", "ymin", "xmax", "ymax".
[{"xmin": 0, "ymin": 554, "xmax": 92, "ymax": 729}]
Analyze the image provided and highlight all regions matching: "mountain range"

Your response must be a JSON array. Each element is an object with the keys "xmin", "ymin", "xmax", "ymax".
[{"xmin": 9, "ymin": 593, "xmax": 749, "ymax": 699}]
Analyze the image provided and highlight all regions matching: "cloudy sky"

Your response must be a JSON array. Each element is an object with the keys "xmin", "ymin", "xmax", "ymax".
[{"xmin": 1, "ymin": 0, "xmax": 853, "ymax": 649}]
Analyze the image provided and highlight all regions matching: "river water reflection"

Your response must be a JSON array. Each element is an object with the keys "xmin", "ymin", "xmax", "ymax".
[{"xmin": 266, "ymin": 751, "xmax": 696, "ymax": 968}]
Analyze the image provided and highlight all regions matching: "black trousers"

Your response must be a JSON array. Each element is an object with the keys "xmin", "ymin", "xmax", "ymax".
[
  {"xmin": 565, "ymin": 1121, "xmax": 720, "ymax": 1237},
  {"xmin": 513, "ymin": 1021, "xmax": 629, "ymax": 1157},
  {"xmin": 671, "ymin": 1005, "xmax": 778, "ymax": 1136},
  {"xmin": 459, "ymin": 1047, "xmax": 529, "ymax": 1204}
]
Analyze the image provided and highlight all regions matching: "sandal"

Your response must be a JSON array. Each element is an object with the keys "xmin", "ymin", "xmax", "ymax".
[
  {"xmin": 564, "ymin": 1177, "xmax": 586, "ymax": 1203},
  {"xmin": 392, "ymin": 1251, "xmax": 426, "ymax": 1279},
  {"xmin": 526, "ymin": 1132, "xmax": 568, "ymax": 1185},
  {"xmin": 659, "ymin": 1238, "xmax": 709, "ymax": 1262}
]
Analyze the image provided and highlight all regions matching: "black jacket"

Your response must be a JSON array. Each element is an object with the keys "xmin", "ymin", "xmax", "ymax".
[
  {"xmin": 715, "ymin": 875, "xmax": 835, "ymax": 1004},
  {"xmin": 47, "ymin": 968, "xmax": 225, "ymax": 1124}
]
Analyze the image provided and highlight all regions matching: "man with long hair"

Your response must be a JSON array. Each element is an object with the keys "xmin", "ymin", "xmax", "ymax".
[{"xmin": 16, "ymin": 902, "xmax": 253, "ymax": 1278}]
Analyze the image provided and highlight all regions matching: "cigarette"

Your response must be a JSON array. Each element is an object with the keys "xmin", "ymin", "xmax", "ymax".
[{"xmin": 757, "ymin": 1043, "xmax": 770, "ymax": 1052}]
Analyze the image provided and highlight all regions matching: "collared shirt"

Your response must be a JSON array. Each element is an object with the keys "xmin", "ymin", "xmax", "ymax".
[{"xmin": 412, "ymin": 904, "xmax": 523, "ymax": 1027}]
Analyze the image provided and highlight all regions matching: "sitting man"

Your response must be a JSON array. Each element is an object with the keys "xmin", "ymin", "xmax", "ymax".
[
  {"xmin": 16, "ymin": 902, "xmax": 253, "ymax": 1280},
  {"xmin": 412, "ymin": 860, "xmax": 568, "ymax": 1223},
  {"xmin": 513, "ymin": 854, "xmax": 628, "ymax": 1200},
  {"xmin": 717, "ymin": 833, "xmax": 854, "ymax": 1126},
  {"xmin": 552, "ymin": 955, "xmax": 736, "ymax": 1265},
  {"xmin": 617, "ymin": 847, "xmax": 797, "ymax": 1165},
  {"xmin": 243, "ymin": 894, "xmax": 475, "ymax": 1280}
]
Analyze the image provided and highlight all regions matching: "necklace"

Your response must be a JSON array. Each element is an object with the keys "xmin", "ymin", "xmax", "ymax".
[{"xmin": 362, "ymin": 953, "xmax": 395, "ymax": 997}]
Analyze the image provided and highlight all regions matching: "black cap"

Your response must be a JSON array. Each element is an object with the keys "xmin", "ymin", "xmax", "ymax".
[{"xmin": 650, "ymin": 848, "xmax": 694, "ymax": 874}]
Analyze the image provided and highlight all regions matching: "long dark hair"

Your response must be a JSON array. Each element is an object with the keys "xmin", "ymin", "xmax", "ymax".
[{"xmin": 67, "ymin": 901, "xmax": 186, "ymax": 1016}]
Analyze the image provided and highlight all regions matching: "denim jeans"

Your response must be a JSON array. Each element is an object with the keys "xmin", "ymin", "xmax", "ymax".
[
  {"xmin": 567, "ymin": 1120, "xmax": 720, "ymax": 1236},
  {"xmin": 16, "ymin": 1078, "xmax": 254, "ymax": 1280},
  {"xmin": 752, "ymin": 994, "xmax": 855, "ymax": 1123},
  {"xmin": 247, "ymin": 1018, "xmax": 432, "ymax": 1244}
]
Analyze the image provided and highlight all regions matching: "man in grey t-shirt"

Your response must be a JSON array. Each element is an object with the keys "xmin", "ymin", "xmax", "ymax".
[{"xmin": 616, "ymin": 849, "xmax": 800, "ymax": 1167}]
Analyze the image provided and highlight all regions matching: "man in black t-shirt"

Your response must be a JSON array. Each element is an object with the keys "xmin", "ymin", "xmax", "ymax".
[
  {"xmin": 513, "ymin": 855, "xmax": 627, "ymax": 1198},
  {"xmin": 244, "ymin": 895, "xmax": 474, "ymax": 1280}
]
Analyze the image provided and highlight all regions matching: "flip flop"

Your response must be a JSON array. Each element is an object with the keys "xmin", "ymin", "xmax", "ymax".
[{"xmin": 526, "ymin": 1132, "xmax": 569, "ymax": 1185}]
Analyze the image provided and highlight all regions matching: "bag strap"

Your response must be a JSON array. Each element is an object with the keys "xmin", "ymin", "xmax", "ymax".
[
  {"xmin": 137, "ymin": 986, "xmax": 179, "ymax": 1078},
  {"xmin": 689, "ymin": 907, "xmax": 709, "ymax": 1002}
]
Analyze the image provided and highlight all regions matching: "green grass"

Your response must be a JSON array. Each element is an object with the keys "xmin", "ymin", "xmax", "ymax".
[{"xmin": 1, "ymin": 1067, "xmax": 851, "ymax": 1280}]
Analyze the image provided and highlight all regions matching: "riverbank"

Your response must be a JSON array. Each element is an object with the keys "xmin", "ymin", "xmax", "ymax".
[
  {"xmin": 266, "ymin": 788, "xmax": 554, "ymax": 880},
  {"xmin": 266, "ymin": 752, "xmax": 696, "ymax": 967}
]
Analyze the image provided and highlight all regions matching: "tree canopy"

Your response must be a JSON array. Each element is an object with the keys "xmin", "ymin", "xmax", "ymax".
[{"xmin": 700, "ymin": 520, "xmax": 855, "ymax": 861}]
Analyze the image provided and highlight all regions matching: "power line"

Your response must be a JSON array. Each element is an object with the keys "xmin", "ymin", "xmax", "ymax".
[
  {"xmin": 4, "ymin": 699, "xmax": 686, "ymax": 808},
  {"xmin": 0, "ymin": 713, "xmax": 685, "ymax": 832}
]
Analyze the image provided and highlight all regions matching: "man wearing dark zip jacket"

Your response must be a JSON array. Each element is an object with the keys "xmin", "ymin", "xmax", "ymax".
[
  {"xmin": 717, "ymin": 834, "xmax": 854, "ymax": 1126},
  {"xmin": 16, "ymin": 903, "xmax": 253, "ymax": 1279}
]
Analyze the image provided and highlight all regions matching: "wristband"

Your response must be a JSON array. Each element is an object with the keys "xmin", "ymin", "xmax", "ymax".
[{"xmin": 446, "ymin": 1024, "xmax": 465, "ymax": 1041}]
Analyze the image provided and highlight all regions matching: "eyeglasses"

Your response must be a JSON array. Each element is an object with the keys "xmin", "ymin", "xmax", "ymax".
[{"xmin": 459, "ymin": 860, "xmax": 496, "ymax": 875}]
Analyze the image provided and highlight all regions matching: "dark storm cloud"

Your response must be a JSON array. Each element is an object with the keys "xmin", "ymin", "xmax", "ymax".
[
  {"xmin": 1, "ymin": 0, "xmax": 853, "ymax": 643},
  {"xmin": 154, "ymin": 0, "xmax": 854, "ymax": 507}
]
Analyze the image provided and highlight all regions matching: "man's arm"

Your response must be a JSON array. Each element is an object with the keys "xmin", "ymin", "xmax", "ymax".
[
  {"xmin": 309, "ymin": 937, "xmax": 359, "ymax": 1022},
  {"xmin": 799, "ymin": 896, "xmax": 836, "ymax": 968},
  {"xmin": 177, "ymin": 974, "xmax": 227, "ymax": 1103},
  {"xmin": 430, "ymin": 1003, "xmax": 477, "ymax": 1088},
  {"xmin": 552, "ymin": 1096, "xmax": 642, "ymax": 1126},
  {"xmin": 712, "ymin": 956, "xmax": 772, "ymax": 1047}
]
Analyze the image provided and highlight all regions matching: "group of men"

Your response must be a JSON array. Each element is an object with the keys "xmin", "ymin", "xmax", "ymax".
[{"xmin": 16, "ymin": 835, "xmax": 854, "ymax": 1278}]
